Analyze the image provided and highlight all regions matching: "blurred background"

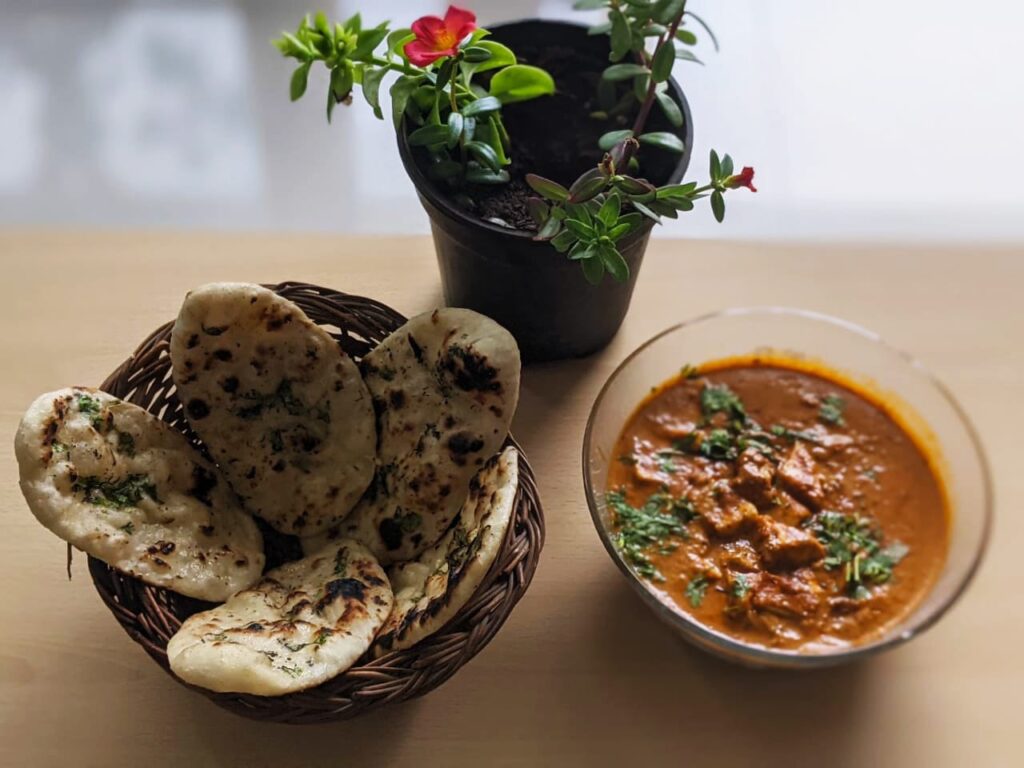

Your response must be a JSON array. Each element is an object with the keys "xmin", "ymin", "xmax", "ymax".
[{"xmin": 1, "ymin": 0, "xmax": 1021, "ymax": 242}]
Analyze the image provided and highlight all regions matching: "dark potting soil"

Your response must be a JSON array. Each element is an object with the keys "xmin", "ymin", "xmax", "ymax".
[{"xmin": 415, "ymin": 40, "xmax": 685, "ymax": 233}]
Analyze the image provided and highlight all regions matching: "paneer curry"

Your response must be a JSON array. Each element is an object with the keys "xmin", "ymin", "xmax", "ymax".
[{"xmin": 606, "ymin": 357, "xmax": 950, "ymax": 652}]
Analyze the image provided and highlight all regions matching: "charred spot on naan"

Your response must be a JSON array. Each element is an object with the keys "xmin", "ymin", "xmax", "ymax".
[{"xmin": 440, "ymin": 343, "xmax": 502, "ymax": 394}]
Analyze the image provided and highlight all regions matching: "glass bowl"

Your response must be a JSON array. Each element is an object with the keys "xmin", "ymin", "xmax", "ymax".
[{"xmin": 582, "ymin": 307, "xmax": 992, "ymax": 668}]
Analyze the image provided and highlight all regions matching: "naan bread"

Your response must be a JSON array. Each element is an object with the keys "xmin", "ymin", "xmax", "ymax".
[
  {"xmin": 372, "ymin": 447, "xmax": 518, "ymax": 656},
  {"xmin": 311, "ymin": 308, "xmax": 519, "ymax": 563},
  {"xmin": 169, "ymin": 283, "xmax": 376, "ymax": 536},
  {"xmin": 167, "ymin": 539, "xmax": 392, "ymax": 695},
  {"xmin": 15, "ymin": 388, "xmax": 264, "ymax": 601}
]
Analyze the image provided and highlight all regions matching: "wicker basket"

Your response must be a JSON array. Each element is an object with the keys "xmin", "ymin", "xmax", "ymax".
[{"xmin": 87, "ymin": 281, "xmax": 545, "ymax": 724}]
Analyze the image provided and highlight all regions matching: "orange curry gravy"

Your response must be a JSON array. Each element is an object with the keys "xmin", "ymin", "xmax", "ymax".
[{"xmin": 607, "ymin": 357, "xmax": 950, "ymax": 652}]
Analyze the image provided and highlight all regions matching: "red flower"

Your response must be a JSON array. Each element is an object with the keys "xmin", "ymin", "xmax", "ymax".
[
  {"xmin": 405, "ymin": 6, "xmax": 477, "ymax": 67},
  {"xmin": 725, "ymin": 166, "xmax": 757, "ymax": 192}
]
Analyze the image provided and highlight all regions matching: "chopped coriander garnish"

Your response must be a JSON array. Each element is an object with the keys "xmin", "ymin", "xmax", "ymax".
[
  {"xmin": 314, "ymin": 628, "xmax": 333, "ymax": 646},
  {"xmin": 699, "ymin": 429, "xmax": 737, "ymax": 461},
  {"xmin": 607, "ymin": 489, "xmax": 695, "ymax": 581},
  {"xmin": 685, "ymin": 574, "xmax": 709, "ymax": 607},
  {"xmin": 73, "ymin": 474, "xmax": 159, "ymax": 509},
  {"xmin": 76, "ymin": 393, "xmax": 106, "ymax": 430},
  {"xmin": 680, "ymin": 363, "xmax": 699, "ymax": 379},
  {"xmin": 770, "ymin": 424, "xmax": 822, "ymax": 444},
  {"xmin": 279, "ymin": 664, "xmax": 303, "ymax": 678},
  {"xmin": 731, "ymin": 573, "xmax": 752, "ymax": 600},
  {"xmin": 807, "ymin": 511, "xmax": 908, "ymax": 598},
  {"xmin": 76, "ymin": 393, "xmax": 101, "ymax": 416},
  {"xmin": 700, "ymin": 383, "xmax": 747, "ymax": 421},
  {"xmin": 617, "ymin": 454, "xmax": 637, "ymax": 466},
  {"xmin": 118, "ymin": 522, "xmax": 135, "ymax": 535},
  {"xmin": 819, "ymin": 394, "xmax": 847, "ymax": 426},
  {"xmin": 654, "ymin": 449, "xmax": 681, "ymax": 473},
  {"xmin": 333, "ymin": 547, "xmax": 349, "ymax": 575}
]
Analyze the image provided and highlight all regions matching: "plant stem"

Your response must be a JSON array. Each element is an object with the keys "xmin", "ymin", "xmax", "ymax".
[
  {"xmin": 630, "ymin": 12, "xmax": 684, "ymax": 136},
  {"xmin": 368, "ymin": 56, "xmax": 417, "ymax": 76}
]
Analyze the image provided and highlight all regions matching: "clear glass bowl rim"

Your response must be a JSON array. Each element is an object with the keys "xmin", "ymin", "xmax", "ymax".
[{"xmin": 581, "ymin": 306, "xmax": 993, "ymax": 667}]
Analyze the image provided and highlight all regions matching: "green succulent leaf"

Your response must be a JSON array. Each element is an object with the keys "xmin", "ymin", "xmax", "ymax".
[
  {"xmin": 599, "ymin": 129, "xmax": 634, "ymax": 151},
  {"xmin": 550, "ymin": 229, "xmax": 577, "ymax": 252},
  {"xmin": 344, "ymin": 12, "xmax": 362, "ymax": 34},
  {"xmin": 632, "ymin": 201, "xmax": 662, "ymax": 223},
  {"xmin": 290, "ymin": 62, "xmax": 312, "ymax": 101},
  {"xmin": 609, "ymin": 8, "xmax": 632, "ymax": 61},
  {"xmin": 710, "ymin": 149, "xmax": 722, "ymax": 179},
  {"xmin": 720, "ymin": 153, "xmax": 735, "ymax": 178},
  {"xmin": 601, "ymin": 245, "xmax": 630, "ymax": 282},
  {"xmin": 387, "ymin": 28, "xmax": 414, "ymax": 57},
  {"xmin": 527, "ymin": 197, "xmax": 550, "ymax": 226},
  {"xmin": 646, "ymin": 199, "xmax": 680, "ymax": 218},
  {"xmin": 353, "ymin": 23, "xmax": 388, "ymax": 61},
  {"xmin": 568, "ymin": 168, "xmax": 609, "ymax": 204},
  {"xmin": 462, "ymin": 46, "xmax": 493, "ymax": 63},
  {"xmin": 651, "ymin": 41, "xmax": 676, "ymax": 83},
  {"xmin": 473, "ymin": 40, "xmax": 517, "ymax": 72},
  {"xmin": 573, "ymin": 0, "xmax": 608, "ymax": 8},
  {"xmin": 654, "ymin": 0, "xmax": 688, "ymax": 25},
  {"xmin": 675, "ymin": 28, "xmax": 698, "ymax": 45},
  {"xmin": 565, "ymin": 218, "xmax": 598, "ymax": 240},
  {"xmin": 390, "ymin": 76, "xmax": 419, "ymax": 126},
  {"xmin": 655, "ymin": 91, "xmax": 684, "ymax": 127},
  {"xmin": 658, "ymin": 182, "xmax": 698, "ymax": 199},
  {"xmin": 465, "ymin": 167, "xmax": 510, "ymax": 184},
  {"xmin": 314, "ymin": 11, "xmax": 332, "ymax": 39},
  {"xmin": 598, "ymin": 192, "xmax": 621, "ymax": 227},
  {"xmin": 603, "ymin": 63, "xmax": 649, "ymax": 81},
  {"xmin": 675, "ymin": 48, "xmax": 704, "ymax": 65},
  {"xmin": 489, "ymin": 65, "xmax": 555, "ymax": 104},
  {"xmin": 465, "ymin": 140, "xmax": 501, "ymax": 171},
  {"xmin": 362, "ymin": 66, "xmax": 386, "ymax": 119},
  {"xmin": 608, "ymin": 222, "xmax": 632, "ymax": 239},
  {"xmin": 711, "ymin": 189, "xmax": 726, "ymax": 222},
  {"xmin": 461, "ymin": 96, "xmax": 503, "ymax": 117},
  {"xmin": 615, "ymin": 176, "xmax": 657, "ymax": 198},
  {"xmin": 447, "ymin": 111, "xmax": 464, "ymax": 148},
  {"xmin": 638, "ymin": 131, "xmax": 685, "ymax": 153},
  {"xmin": 581, "ymin": 256, "xmax": 606, "ymax": 284},
  {"xmin": 536, "ymin": 215, "xmax": 563, "ymax": 239},
  {"xmin": 526, "ymin": 174, "xmax": 570, "ymax": 202},
  {"xmin": 407, "ymin": 123, "xmax": 451, "ymax": 147}
]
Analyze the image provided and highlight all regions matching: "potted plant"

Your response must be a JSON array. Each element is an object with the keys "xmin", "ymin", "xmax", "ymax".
[{"xmin": 275, "ymin": 2, "xmax": 755, "ymax": 361}]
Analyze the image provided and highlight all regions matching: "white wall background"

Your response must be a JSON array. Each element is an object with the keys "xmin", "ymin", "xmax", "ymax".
[{"xmin": 1, "ymin": 0, "xmax": 1021, "ymax": 242}]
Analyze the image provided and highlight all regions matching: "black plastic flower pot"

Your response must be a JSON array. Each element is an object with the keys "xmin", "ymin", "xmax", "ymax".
[{"xmin": 396, "ymin": 19, "xmax": 693, "ymax": 362}]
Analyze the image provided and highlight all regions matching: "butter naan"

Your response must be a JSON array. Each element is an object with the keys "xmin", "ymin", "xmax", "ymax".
[
  {"xmin": 167, "ymin": 539, "xmax": 392, "ymax": 696},
  {"xmin": 310, "ymin": 308, "xmax": 519, "ymax": 563},
  {"xmin": 372, "ymin": 447, "xmax": 518, "ymax": 656},
  {"xmin": 169, "ymin": 283, "xmax": 376, "ymax": 536},
  {"xmin": 15, "ymin": 388, "xmax": 264, "ymax": 601}
]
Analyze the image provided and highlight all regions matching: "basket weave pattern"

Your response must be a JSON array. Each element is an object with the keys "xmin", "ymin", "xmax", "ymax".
[{"xmin": 88, "ymin": 282, "xmax": 545, "ymax": 724}]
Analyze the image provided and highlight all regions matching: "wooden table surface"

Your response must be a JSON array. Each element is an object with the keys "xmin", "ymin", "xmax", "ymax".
[{"xmin": 1, "ymin": 233, "xmax": 1021, "ymax": 767}]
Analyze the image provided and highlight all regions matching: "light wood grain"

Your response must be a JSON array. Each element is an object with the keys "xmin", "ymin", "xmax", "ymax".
[{"xmin": 1, "ymin": 232, "xmax": 1021, "ymax": 768}]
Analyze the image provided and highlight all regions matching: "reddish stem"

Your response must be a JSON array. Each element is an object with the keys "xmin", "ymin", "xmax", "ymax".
[{"xmin": 630, "ymin": 13, "xmax": 684, "ymax": 136}]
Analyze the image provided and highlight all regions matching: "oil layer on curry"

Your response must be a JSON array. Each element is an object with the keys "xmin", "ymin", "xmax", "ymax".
[{"xmin": 606, "ymin": 358, "xmax": 950, "ymax": 652}]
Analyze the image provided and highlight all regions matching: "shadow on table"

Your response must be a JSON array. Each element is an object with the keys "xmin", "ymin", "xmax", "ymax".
[
  {"xmin": 182, "ymin": 691, "xmax": 426, "ymax": 764},
  {"xmin": 514, "ymin": 355, "xmax": 609, "ymax": 449},
  {"xmin": 551, "ymin": 570, "xmax": 886, "ymax": 763}
]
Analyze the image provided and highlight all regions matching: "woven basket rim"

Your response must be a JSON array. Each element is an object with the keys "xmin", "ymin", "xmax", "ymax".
[{"xmin": 86, "ymin": 281, "xmax": 545, "ymax": 724}]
